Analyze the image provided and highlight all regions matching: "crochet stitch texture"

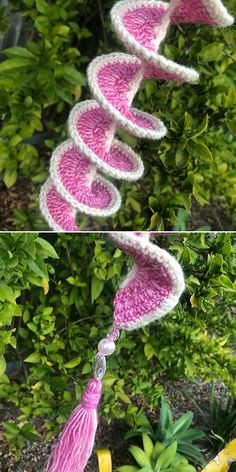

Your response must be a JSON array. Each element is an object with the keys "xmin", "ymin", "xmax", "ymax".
[
  {"xmin": 39, "ymin": 0, "xmax": 234, "ymax": 231},
  {"xmin": 111, "ymin": 232, "xmax": 185, "ymax": 330}
]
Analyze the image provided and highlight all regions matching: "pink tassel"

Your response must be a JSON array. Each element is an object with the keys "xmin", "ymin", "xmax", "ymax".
[{"xmin": 45, "ymin": 378, "xmax": 102, "ymax": 472}]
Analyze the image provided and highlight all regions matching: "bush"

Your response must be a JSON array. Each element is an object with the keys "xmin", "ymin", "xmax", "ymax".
[
  {"xmin": 117, "ymin": 437, "xmax": 198, "ymax": 472},
  {"xmin": 125, "ymin": 396, "xmax": 206, "ymax": 466},
  {"xmin": 0, "ymin": 232, "xmax": 236, "ymax": 454},
  {"xmin": 0, "ymin": 1, "xmax": 235, "ymax": 230}
]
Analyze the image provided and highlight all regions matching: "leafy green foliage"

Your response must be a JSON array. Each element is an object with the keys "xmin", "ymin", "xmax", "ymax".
[
  {"xmin": 3, "ymin": 421, "xmax": 41, "ymax": 457},
  {"xmin": 116, "ymin": 435, "xmax": 197, "ymax": 472},
  {"xmin": 0, "ymin": 233, "xmax": 58, "ymax": 378},
  {"xmin": 208, "ymin": 386, "xmax": 236, "ymax": 451},
  {"xmin": 184, "ymin": 383, "xmax": 236, "ymax": 453},
  {"xmin": 0, "ymin": 232, "xmax": 235, "ymax": 456},
  {"xmin": 0, "ymin": 1, "xmax": 235, "ymax": 229},
  {"xmin": 0, "ymin": 0, "xmax": 93, "ymax": 219},
  {"xmin": 125, "ymin": 396, "xmax": 205, "ymax": 466}
]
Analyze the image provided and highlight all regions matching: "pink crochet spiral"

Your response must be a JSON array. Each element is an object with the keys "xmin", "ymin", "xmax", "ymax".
[{"xmin": 39, "ymin": 0, "xmax": 234, "ymax": 231}]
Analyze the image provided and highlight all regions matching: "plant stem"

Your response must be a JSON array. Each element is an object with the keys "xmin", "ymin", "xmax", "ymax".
[
  {"xmin": 97, "ymin": 0, "xmax": 107, "ymax": 47},
  {"xmin": 63, "ymin": 236, "xmax": 74, "ymax": 276}
]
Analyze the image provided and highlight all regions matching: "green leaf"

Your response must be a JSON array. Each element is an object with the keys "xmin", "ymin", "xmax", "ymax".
[
  {"xmin": 148, "ymin": 197, "xmax": 158, "ymax": 211},
  {"xmin": 116, "ymin": 467, "xmax": 139, "ymax": 472},
  {"xmin": 175, "ymin": 148, "xmax": 189, "ymax": 168},
  {"xmin": 94, "ymin": 267, "xmax": 107, "ymax": 280},
  {"xmin": 175, "ymin": 428, "xmax": 205, "ymax": 442},
  {"xmin": 144, "ymin": 343, "xmax": 155, "ymax": 360},
  {"xmin": 36, "ymin": 0, "xmax": 51, "ymax": 14},
  {"xmin": 55, "ymin": 66, "xmax": 86, "ymax": 86},
  {"xmin": 4, "ymin": 169, "xmax": 17, "ymax": 188},
  {"xmin": 226, "ymin": 117, "xmax": 236, "ymax": 136},
  {"xmin": 158, "ymin": 397, "xmax": 173, "ymax": 435},
  {"xmin": 45, "ymin": 377, "xmax": 67, "ymax": 389},
  {"xmin": 24, "ymin": 352, "xmax": 41, "ymax": 363},
  {"xmin": 0, "ymin": 58, "xmax": 34, "ymax": 72},
  {"xmin": 3, "ymin": 422, "xmax": 20, "ymax": 436},
  {"xmin": 173, "ymin": 412, "xmax": 193, "ymax": 435},
  {"xmin": 64, "ymin": 357, "xmax": 81, "ymax": 369},
  {"xmin": 153, "ymin": 442, "xmax": 166, "ymax": 462},
  {"xmin": 128, "ymin": 446, "xmax": 151, "ymax": 468},
  {"xmin": 200, "ymin": 43, "xmax": 224, "ymax": 62},
  {"xmin": 142, "ymin": 434, "xmax": 154, "ymax": 459},
  {"xmin": 187, "ymin": 141, "xmax": 213, "ymax": 163},
  {"xmin": 91, "ymin": 276, "xmax": 104, "ymax": 303},
  {"xmin": 0, "ymin": 356, "xmax": 6, "ymax": 376},
  {"xmin": 21, "ymin": 429, "xmax": 41, "ymax": 441},
  {"xmin": 175, "ymin": 465, "xmax": 196, "ymax": 472},
  {"xmin": 145, "ymin": 81, "xmax": 157, "ymax": 98},
  {"xmin": 191, "ymin": 115, "xmax": 208, "ymax": 139},
  {"xmin": 129, "ymin": 197, "xmax": 141, "ymax": 213},
  {"xmin": 53, "ymin": 25, "xmax": 70, "ymax": 37},
  {"xmin": 3, "ymin": 47, "xmax": 33, "ymax": 58},
  {"xmin": 155, "ymin": 442, "xmax": 177, "ymax": 469},
  {"xmin": 27, "ymin": 258, "xmax": 48, "ymax": 279},
  {"xmin": 0, "ymin": 286, "xmax": 16, "ymax": 303},
  {"xmin": 36, "ymin": 238, "xmax": 59, "ymax": 259},
  {"xmin": 149, "ymin": 213, "xmax": 159, "ymax": 230}
]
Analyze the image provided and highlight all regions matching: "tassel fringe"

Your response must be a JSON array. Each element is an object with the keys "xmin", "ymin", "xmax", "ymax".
[{"xmin": 45, "ymin": 378, "xmax": 102, "ymax": 472}]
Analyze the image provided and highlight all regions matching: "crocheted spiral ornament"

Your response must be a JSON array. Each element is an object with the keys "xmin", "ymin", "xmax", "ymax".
[
  {"xmin": 39, "ymin": 0, "xmax": 233, "ymax": 231},
  {"xmin": 44, "ymin": 233, "xmax": 185, "ymax": 472}
]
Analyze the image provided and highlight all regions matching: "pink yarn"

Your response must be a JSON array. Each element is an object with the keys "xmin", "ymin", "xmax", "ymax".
[
  {"xmin": 115, "ymin": 264, "xmax": 172, "ymax": 324},
  {"xmin": 123, "ymin": 4, "xmax": 168, "ymax": 51},
  {"xmin": 114, "ymin": 241, "xmax": 173, "ymax": 328},
  {"xmin": 170, "ymin": 0, "xmax": 214, "ymax": 25},
  {"xmin": 75, "ymin": 106, "xmax": 135, "ymax": 171},
  {"xmin": 111, "ymin": 233, "xmax": 185, "ymax": 330},
  {"xmin": 96, "ymin": 57, "xmax": 161, "ymax": 131},
  {"xmin": 45, "ymin": 378, "xmax": 102, "ymax": 472},
  {"xmin": 45, "ymin": 184, "xmax": 78, "ymax": 232},
  {"xmin": 144, "ymin": 63, "xmax": 187, "ymax": 82},
  {"xmin": 58, "ymin": 146, "xmax": 112, "ymax": 209}
]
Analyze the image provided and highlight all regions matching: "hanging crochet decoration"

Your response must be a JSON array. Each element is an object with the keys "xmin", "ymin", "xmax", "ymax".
[
  {"xmin": 39, "ymin": 0, "xmax": 234, "ymax": 231},
  {"xmin": 44, "ymin": 232, "xmax": 185, "ymax": 472}
]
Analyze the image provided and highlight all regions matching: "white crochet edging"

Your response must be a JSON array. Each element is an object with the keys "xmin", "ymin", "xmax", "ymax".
[
  {"xmin": 68, "ymin": 100, "xmax": 144, "ymax": 181},
  {"xmin": 167, "ymin": 0, "xmax": 234, "ymax": 27},
  {"xmin": 39, "ymin": 178, "xmax": 78, "ymax": 232},
  {"xmin": 49, "ymin": 139, "xmax": 122, "ymax": 217},
  {"xmin": 111, "ymin": 232, "xmax": 185, "ymax": 331},
  {"xmin": 111, "ymin": 1, "xmax": 199, "ymax": 83},
  {"xmin": 87, "ymin": 53, "xmax": 167, "ymax": 140}
]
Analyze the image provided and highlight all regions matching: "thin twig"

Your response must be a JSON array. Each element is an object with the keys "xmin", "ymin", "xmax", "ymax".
[
  {"xmin": 223, "ymin": 49, "xmax": 236, "ymax": 65},
  {"xmin": 63, "ymin": 236, "xmax": 74, "ymax": 276},
  {"xmin": 58, "ymin": 314, "xmax": 107, "ymax": 334},
  {"xmin": 97, "ymin": 0, "xmax": 107, "ymax": 47}
]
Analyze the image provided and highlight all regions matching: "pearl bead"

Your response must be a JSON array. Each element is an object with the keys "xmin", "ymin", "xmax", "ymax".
[{"xmin": 98, "ymin": 338, "xmax": 115, "ymax": 356}]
